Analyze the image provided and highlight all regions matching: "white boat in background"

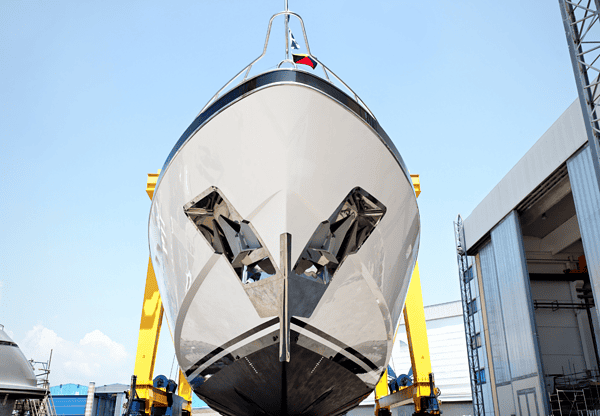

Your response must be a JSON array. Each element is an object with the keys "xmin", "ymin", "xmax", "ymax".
[
  {"xmin": 148, "ymin": 6, "xmax": 419, "ymax": 416},
  {"xmin": 0, "ymin": 325, "xmax": 46, "ymax": 416}
]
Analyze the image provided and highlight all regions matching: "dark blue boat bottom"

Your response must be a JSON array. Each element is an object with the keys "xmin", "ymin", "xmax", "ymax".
[{"xmin": 195, "ymin": 343, "xmax": 372, "ymax": 416}]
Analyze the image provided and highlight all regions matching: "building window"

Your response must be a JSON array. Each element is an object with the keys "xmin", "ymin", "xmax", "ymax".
[
  {"xmin": 471, "ymin": 333, "xmax": 482, "ymax": 349},
  {"xmin": 467, "ymin": 298, "xmax": 478, "ymax": 316},
  {"xmin": 465, "ymin": 266, "xmax": 474, "ymax": 283},
  {"xmin": 476, "ymin": 368, "xmax": 486, "ymax": 384}
]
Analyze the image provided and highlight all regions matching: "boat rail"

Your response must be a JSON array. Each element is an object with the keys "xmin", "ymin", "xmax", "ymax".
[{"xmin": 198, "ymin": 9, "xmax": 375, "ymax": 120}]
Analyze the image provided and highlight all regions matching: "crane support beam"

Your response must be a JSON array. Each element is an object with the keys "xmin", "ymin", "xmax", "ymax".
[
  {"xmin": 128, "ymin": 172, "xmax": 192, "ymax": 415},
  {"xmin": 132, "ymin": 258, "xmax": 175, "ymax": 411},
  {"xmin": 404, "ymin": 262, "xmax": 433, "ymax": 403},
  {"xmin": 374, "ymin": 175, "xmax": 440, "ymax": 416},
  {"xmin": 133, "ymin": 258, "xmax": 164, "ymax": 388},
  {"xmin": 559, "ymin": 0, "xmax": 600, "ymax": 190},
  {"xmin": 379, "ymin": 385, "xmax": 415, "ymax": 409},
  {"xmin": 133, "ymin": 171, "xmax": 166, "ymax": 405},
  {"xmin": 178, "ymin": 371, "xmax": 193, "ymax": 406}
]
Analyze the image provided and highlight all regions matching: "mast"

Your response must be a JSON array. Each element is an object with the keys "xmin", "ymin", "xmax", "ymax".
[{"xmin": 284, "ymin": 0, "xmax": 290, "ymax": 60}]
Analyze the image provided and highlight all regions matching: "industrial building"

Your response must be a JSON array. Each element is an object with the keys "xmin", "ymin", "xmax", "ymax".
[
  {"xmin": 460, "ymin": 96, "xmax": 600, "ymax": 416},
  {"xmin": 51, "ymin": 383, "xmax": 128, "ymax": 416},
  {"xmin": 50, "ymin": 383, "xmax": 213, "ymax": 416}
]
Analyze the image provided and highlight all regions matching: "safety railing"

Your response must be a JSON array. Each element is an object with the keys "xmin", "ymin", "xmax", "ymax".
[{"xmin": 198, "ymin": 9, "xmax": 375, "ymax": 120}]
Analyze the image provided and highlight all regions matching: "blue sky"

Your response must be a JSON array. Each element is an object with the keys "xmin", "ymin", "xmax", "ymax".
[{"xmin": 0, "ymin": 0, "xmax": 578, "ymax": 390}]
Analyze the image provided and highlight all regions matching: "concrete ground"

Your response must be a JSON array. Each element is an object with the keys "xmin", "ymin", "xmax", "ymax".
[
  {"xmin": 346, "ymin": 402, "xmax": 474, "ymax": 416},
  {"xmin": 192, "ymin": 409, "xmax": 220, "ymax": 415},
  {"xmin": 192, "ymin": 401, "xmax": 473, "ymax": 415}
]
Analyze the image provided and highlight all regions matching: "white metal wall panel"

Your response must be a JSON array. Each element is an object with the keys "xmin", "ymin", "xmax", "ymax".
[
  {"xmin": 422, "ymin": 301, "xmax": 462, "ymax": 321},
  {"xmin": 490, "ymin": 211, "xmax": 542, "ymax": 380},
  {"xmin": 567, "ymin": 144, "xmax": 600, "ymax": 324},
  {"xmin": 360, "ymin": 303, "xmax": 472, "ymax": 406},
  {"xmin": 464, "ymin": 99, "xmax": 587, "ymax": 251},
  {"xmin": 390, "ymin": 311, "xmax": 472, "ymax": 402},
  {"xmin": 479, "ymin": 242, "xmax": 511, "ymax": 384}
]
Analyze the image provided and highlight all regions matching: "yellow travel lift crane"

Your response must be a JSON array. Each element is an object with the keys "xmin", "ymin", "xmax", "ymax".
[
  {"xmin": 122, "ymin": 171, "xmax": 192, "ymax": 416},
  {"xmin": 129, "ymin": 173, "xmax": 439, "ymax": 416},
  {"xmin": 374, "ymin": 175, "xmax": 441, "ymax": 416}
]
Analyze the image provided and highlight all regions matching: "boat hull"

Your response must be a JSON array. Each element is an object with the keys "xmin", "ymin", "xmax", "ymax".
[
  {"xmin": 149, "ymin": 70, "xmax": 419, "ymax": 415},
  {"xmin": 0, "ymin": 326, "xmax": 45, "ymax": 408}
]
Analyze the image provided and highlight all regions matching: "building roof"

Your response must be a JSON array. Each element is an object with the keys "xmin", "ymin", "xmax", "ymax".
[
  {"xmin": 463, "ymin": 99, "xmax": 587, "ymax": 252},
  {"xmin": 95, "ymin": 384, "xmax": 129, "ymax": 394},
  {"xmin": 398, "ymin": 300, "xmax": 462, "ymax": 324},
  {"xmin": 50, "ymin": 384, "xmax": 88, "ymax": 396}
]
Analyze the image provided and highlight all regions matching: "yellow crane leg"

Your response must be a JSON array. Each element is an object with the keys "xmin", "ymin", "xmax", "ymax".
[
  {"xmin": 129, "ymin": 172, "xmax": 192, "ymax": 414},
  {"xmin": 133, "ymin": 257, "xmax": 166, "ymax": 409},
  {"xmin": 374, "ymin": 175, "xmax": 439, "ymax": 415},
  {"xmin": 178, "ymin": 370, "xmax": 192, "ymax": 413},
  {"xmin": 403, "ymin": 261, "xmax": 437, "ymax": 413},
  {"xmin": 132, "ymin": 256, "xmax": 193, "ymax": 413},
  {"xmin": 374, "ymin": 370, "xmax": 390, "ymax": 413},
  {"xmin": 375, "ymin": 369, "xmax": 389, "ymax": 398}
]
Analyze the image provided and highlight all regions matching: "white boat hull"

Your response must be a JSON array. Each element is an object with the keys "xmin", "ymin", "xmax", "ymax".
[{"xmin": 149, "ymin": 70, "xmax": 419, "ymax": 416}]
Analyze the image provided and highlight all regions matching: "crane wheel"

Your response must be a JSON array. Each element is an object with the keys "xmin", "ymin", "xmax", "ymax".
[{"xmin": 377, "ymin": 409, "xmax": 392, "ymax": 416}]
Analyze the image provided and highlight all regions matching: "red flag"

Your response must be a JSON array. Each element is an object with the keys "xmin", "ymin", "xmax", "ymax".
[{"xmin": 292, "ymin": 54, "xmax": 317, "ymax": 69}]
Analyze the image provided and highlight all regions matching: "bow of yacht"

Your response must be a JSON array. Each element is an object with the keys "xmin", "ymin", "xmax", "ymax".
[{"xmin": 148, "ymin": 7, "xmax": 419, "ymax": 416}]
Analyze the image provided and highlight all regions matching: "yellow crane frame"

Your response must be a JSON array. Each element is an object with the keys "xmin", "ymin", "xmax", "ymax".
[
  {"xmin": 130, "ymin": 172, "xmax": 192, "ymax": 415},
  {"xmin": 374, "ymin": 175, "xmax": 441, "ymax": 416},
  {"xmin": 138, "ymin": 172, "xmax": 436, "ymax": 416}
]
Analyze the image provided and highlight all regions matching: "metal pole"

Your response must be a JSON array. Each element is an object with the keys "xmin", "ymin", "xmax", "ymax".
[
  {"xmin": 584, "ymin": 297, "xmax": 600, "ymax": 370},
  {"xmin": 284, "ymin": 0, "xmax": 289, "ymax": 60},
  {"xmin": 279, "ymin": 233, "xmax": 290, "ymax": 363}
]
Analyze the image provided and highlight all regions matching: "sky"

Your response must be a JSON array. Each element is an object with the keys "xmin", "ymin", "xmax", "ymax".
[{"xmin": 0, "ymin": 0, "xmax": 580, "ymax": 390}]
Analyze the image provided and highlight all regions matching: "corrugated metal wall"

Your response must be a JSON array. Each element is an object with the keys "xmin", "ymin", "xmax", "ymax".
[
  {"xmin": 479, "ymin": 242, "xmax": 511, "ymax": 385},
  {"xmin": 52, "ymin": 397, "xmax": 87, "ymax": 416},
  {"xmin": 490, "ymin": 211, "xmax": 542, "ymax": 380},
  {"xmin": 94, "ymin": 394, "xmax": 116, "ymax": 416},
  {"xmin": 475, "ymin": 211, "xmax": 548, "ymax": 416},
  {"xmin": 471, "ymin": 271, "xmax": 494, "ymax": 415},
  {"xmin": 567, "ymin": 144, "xmax": 600, "ymax": 324}
]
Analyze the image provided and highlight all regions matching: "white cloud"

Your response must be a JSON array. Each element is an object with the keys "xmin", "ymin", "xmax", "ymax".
[
  {"xmin": 19, "ymin": 325, "xmax": 129, "ymax": 386},
  {"xmin": 80, "ymin": 330, "xmax": 127, "ymax": 361}
]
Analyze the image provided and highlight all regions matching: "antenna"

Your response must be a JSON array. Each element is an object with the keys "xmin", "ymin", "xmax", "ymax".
[{"xmin": 284, "ymin": 0, "xmax": 290, "ymax": 60}]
